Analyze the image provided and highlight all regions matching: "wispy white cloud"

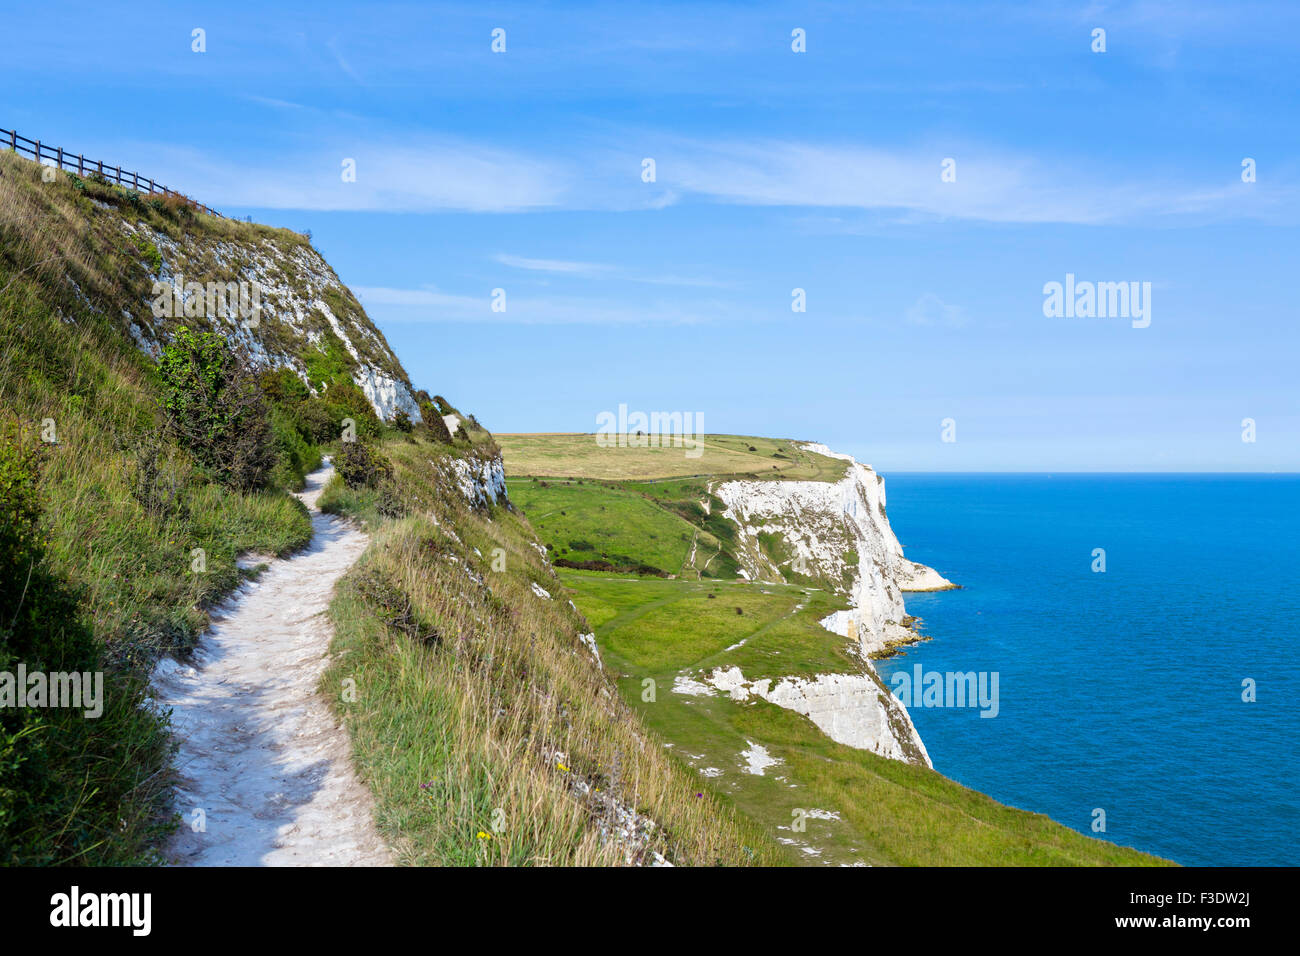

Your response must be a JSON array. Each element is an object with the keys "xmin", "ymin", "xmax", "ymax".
[
  {"xmin": 493, "ymin": 254, "xmax": 612, "ymax": 276},
  {"xmin": 131, "ymin": 126, "xmax": 1296, "ymax": 225},
  {"xmin": 662, "ymin": 138, "xmax": 1296, "ymax": 225},
  {"xmin": 243, "ymin": 95, "xmax": 306, "ymax": 111},
  {"xmin": 493, "ymin": 252, "xmax": 732, "ymax": 289},
  {"xmin": 326, "ymin": 36, "xmax": 364, "ymax": 85},
  {"xmin": 352, "ymin": 284, "xmax": 741, "ymax": 324},
  {"xmin": 144, "ymin": 139, "xmax": 567, "ymax": 213}
]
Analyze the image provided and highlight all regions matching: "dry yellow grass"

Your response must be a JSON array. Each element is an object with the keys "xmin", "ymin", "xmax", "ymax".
[{"xmin": 497, "ymin": 432, "xmax": 846, "ymax": 481}]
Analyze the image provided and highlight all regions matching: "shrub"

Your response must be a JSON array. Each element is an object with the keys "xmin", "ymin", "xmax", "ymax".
[
  {"xmin": 156, "ymin": 326, "xmax": 276, "ymax": 491},
  {"xmin": 292, "ymin": 398, "xmax": 337, "ymax": 445},
  {"xmin": 129, "ymin": 233, "xmax": 162, "ymax": 273},
  {"xmin": 258, "ymin": 367, "xmax": 311, "ymax": 405},
  {"xmin": 551, "ymin": 557, "xmax": 668, "ymax": 577},
  {"xmin": 420, "ymin": 402, "xmax": 452, "ymax": 444},
  {"xmin": 393, "ymin": 410, "xmax": 412, "ymax": 433},
  {"xmin": 322, "ymin": 380, "xmax": 381, "ymax": 440},
  {"xmin": 269, "ymin": 406, "xmax": 321, "ymax": 490},
  {"xmin": 335, "ymin": 439, "xmax": 392, "ymax": 490}
]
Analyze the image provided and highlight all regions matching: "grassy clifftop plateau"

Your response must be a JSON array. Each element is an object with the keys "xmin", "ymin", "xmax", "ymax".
[{"xmin": 497, "ymin": 432, "xmax": 849, "ymax": 482}]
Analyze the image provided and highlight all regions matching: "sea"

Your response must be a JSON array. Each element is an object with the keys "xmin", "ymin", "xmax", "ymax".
[{"xmin": 876, "ymin": 474, "xmax": 1299, "ymax": 866}]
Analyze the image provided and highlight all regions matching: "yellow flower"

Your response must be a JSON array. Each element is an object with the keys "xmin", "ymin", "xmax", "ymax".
[
  {"xmin": 557, "ymin": 762, "xmax": 569, "ymax": 772},
  {"xmin": 476, "ymin": 830, "xmax": 492, "ymax": 840}
]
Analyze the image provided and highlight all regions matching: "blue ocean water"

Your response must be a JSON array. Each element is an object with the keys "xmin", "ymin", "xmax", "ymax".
[{"xmin": 876, "ymin": 474, "xmax": 1299, "ymax": 867}]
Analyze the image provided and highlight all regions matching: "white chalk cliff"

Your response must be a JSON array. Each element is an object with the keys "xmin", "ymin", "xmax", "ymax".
[
  {"xmin": 690, "ymin": 441, "xmax": 954, "ymax": 767},
  {"xmin": 714, "ymin": 441, "xmax": 954, "ymax": 658},
  {"xmin": 118, "ymin": 219, "xmax": 423, "ymax": 423}
]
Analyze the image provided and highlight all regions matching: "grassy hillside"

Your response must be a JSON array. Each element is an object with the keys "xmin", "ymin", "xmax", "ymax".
[
  {"xmin": 502, "ymin": 434, "xmax": 1174, "ymax": 866},
  {"xmin": 1, "ymin": 145, "xmax": 1170, "ymax": 868},
  {"xmin": 0, "ymin": 150, "xmax": 323, "ymax": 862},
  {"xmin": 509, "ymin": 477, "xmax": 742, "ymax": 578}
]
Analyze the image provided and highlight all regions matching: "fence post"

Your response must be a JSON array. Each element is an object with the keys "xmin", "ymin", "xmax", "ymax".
[
  {"xmin": 9, "ymin": 129, "xmax": 15, "ymax": 152},
  {"xmin": 78, "ymin": 154, "xmax": 84, "ymax": 175},
  {"xmin": 57, "ymin": 146, "xmax": 63, "ymax": 170},
  {"xmin": 34, "ymin": 140, "xmax": 40, "ymax": 164}
]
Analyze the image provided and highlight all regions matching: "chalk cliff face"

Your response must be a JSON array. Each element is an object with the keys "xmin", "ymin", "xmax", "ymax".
[
  {"xmin": 676, "ymin": 442, "xmax": 954, "ymax": 767},
  {"xmin": 708, "ymin": 666, "xmax": 931, "ymax": 767},
  {"xmin": 117, "ymin": 218, "xmax": 422, "ymax": 423},
  {"xmin": 713, "ymin": 441, "xmax": 954, "ymax": 658}
]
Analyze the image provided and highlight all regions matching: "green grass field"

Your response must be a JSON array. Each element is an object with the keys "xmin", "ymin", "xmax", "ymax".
[
  {"xmin": 510, "ymin": 478, "xmax": 697, "ymax": 574},
  {"xmin": 561, "ymin": 572, "xmax": 854, "ymax": 680}
]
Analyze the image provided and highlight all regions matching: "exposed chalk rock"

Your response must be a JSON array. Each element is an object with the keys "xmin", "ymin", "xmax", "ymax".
[
  {"xmin": 714, "ymin": 441, "xmax": 954, "ymax": 658},
  {"xmin": 446, "ymin": 453, "xmax": 509, "ymax": 509},
  {"xmin": 708, "ymin": 665, "xmax": 931, "ymax": 767},
  {"xmin": 578, "ymin": 632, "xmax": 601, "ymax": 666},
  {"xmin": 117, "ymin": 218, "xmax": 422, "ymax": 422}
]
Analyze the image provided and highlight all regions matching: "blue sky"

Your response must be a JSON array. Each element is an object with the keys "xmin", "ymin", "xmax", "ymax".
[{"xmin": 5, "ymin": 1, "xmax": 1298, "ymax": 470}]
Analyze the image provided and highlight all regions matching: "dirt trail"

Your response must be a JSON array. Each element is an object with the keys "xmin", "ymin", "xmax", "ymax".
[{"xmin": 152, "ymin": 460, "xmax": 392, "ymax": 866}]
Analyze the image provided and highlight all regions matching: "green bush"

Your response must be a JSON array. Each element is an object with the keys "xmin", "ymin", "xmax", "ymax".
[
  {"xmin": 292, "ymin": 397, "xmax": 338, "ymax": 445},
  {"xmin": 322, "ymin": 380, "xmax": 381, "ymax": 440},
  {"xmin": 335, "ymin": 440, "xmax": 392, "ymax": 490},
  {"xmin": 258, "ymin": 367, "xmax": 311, "ymax": 405},
  {"xmin": 270, "ymin": 406, "xmax": 322, "ymax": 490},
  {"xmin": 420, "ymin": 402, "xmax": 453, "ymax": 443},
  {"xmin": 156, "ymin": 327, "xmax": 276, "ymax": 491}
]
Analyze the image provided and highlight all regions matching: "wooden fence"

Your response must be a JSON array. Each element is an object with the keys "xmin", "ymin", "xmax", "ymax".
[{"xmin": 2, "ymin": 126, "xmax": 224, "ymax": 218}]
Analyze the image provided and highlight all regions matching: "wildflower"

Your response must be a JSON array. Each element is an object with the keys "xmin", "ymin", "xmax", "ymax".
[
  {"xmin": 557, "ymin": 762, "xmax": 569, "ymax": 772},
  {"xmin": 476, "ymin": 830, "xmax": 492, "ymax": 840}
]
